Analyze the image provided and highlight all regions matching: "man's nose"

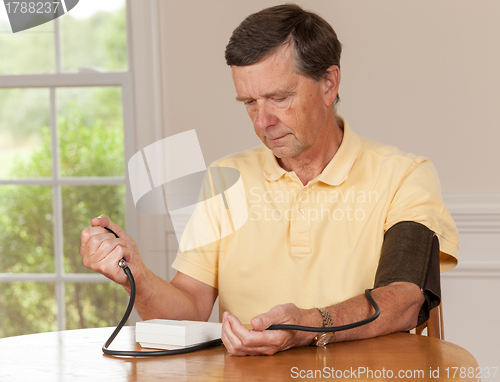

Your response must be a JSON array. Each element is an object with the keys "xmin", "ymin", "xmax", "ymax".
[{"xmin": 253, "ymin": 103, "xmax": 278, "ymax": 131}]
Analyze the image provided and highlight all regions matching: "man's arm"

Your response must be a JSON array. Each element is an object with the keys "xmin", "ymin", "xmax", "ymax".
[
  {"xmin": 80, "ymin": 215, "xmax": 217, "ymax": 321},
  {"xmin": 131, "ymin": 270, "xmax": 218, "ymax": 321},
  {"xmin": 221, "ymin": 281, "xmax": 423, "ymax": 356}
]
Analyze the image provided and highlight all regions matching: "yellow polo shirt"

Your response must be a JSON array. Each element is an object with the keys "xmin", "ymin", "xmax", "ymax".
[{"xmin": 172, "ymin": 117, "xmax": 459, "ymax": 324}]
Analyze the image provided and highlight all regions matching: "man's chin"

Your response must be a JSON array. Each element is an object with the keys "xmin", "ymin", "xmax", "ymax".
[
  {"xmin": 271, "ymin": 146, "xmax": 295, "ymax": 159},
  {"xmin": 264, "ymin": 139, "xmax": 299, "ymax": 159}
]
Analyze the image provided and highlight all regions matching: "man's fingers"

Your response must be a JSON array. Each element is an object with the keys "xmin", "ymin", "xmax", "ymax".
[
  {"xmin": 79, "ymin": 216, "xmax": 142, "ymax": 286},
  {"xmin": 222, "ymin": 313, "xmax": 243, "ymax": 351},
  {"xmin": 85, "ymin": 230, "xmax": 115, "ymax": 253},
  {"xmin": 80, "ymin": 227, "xmax": 130, "ymax": 283},
  {"xmin": 250, "ymin": 314, "xmax": 267, "ymax": 331},
  {"xmin": 227, "ymin": 314, "xmax": 256, "ymax": 345},
  {"xmin": 83, "ymin": 234, "xmax": 126, "ymax": 263},
  {"xmin": 251, "ymin": 305, "xmax": 286, "ymax": 331},
  {"xmin": 222, "ymin": 312, "xmax": 285, "ymax": 355},
  {"xmin": 91, "ymin": 215, "xmax": 125, "ymax": 238},
  {"xmin": 92, "ymin": 236, "xmax": 129, "ymax": 262},
  {"xmin": 90, "ymin": 214, "xmax": 108, "ymax": 228},
  {"xmin": 222, "ymin": 304, "xmax": 312, "ymax": 355},
  {"xmin": 96, "ymin": 244, "xmax": 131, "ymax": 280}
]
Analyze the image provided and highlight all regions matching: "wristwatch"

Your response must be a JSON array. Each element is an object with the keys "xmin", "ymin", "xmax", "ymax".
[{"xmin": 310, "ymin": 307, "xmax": 335, "ymax": 347}]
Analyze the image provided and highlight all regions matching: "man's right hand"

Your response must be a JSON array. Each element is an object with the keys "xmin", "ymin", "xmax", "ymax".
[
  {"xmin": 80, "ymin": 215, "xmax": 146, "ymax": 289},
  {"xmin": 81, "ymin": 215, "xmax": 218, "ymax": 322}
]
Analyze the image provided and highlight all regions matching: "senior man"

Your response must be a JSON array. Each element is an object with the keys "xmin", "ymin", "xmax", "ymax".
[{"xmin": 80, "ymin": 4, "xmax": 458, "ymax": 356}]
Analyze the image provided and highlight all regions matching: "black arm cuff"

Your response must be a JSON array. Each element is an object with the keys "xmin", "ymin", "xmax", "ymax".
[{"xmin": 374, "ymin": 221, "xmax": 441, "ymax": 327}]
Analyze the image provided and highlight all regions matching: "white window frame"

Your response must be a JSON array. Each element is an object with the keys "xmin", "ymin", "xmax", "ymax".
[{"xmin": 0, "ymin": 2, "xmax": 139, "ymax": 331}]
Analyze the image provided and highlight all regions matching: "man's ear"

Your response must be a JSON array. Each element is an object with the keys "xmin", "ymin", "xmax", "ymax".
[{"xmin": 322, "ymin": 65, "xmax": 340, "ymax": 107}]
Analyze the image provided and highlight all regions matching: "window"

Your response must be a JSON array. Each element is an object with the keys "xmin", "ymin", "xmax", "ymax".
[{"xmin": 0, "ymin": 0, "xmax": 136, "ymax": 337}]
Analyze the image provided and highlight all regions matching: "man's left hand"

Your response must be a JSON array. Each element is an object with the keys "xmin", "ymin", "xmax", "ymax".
[{"xmin": 221, "ymin": 303, "xmax": 320, "ymax": 356}]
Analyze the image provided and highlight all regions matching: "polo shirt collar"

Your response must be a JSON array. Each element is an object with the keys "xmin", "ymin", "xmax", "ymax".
[
  {"xmin": 262, "ymin": 115, "xmax": 361, "ymax": 185},
  {"xmin": 263, "ymin": 148, "xmax": 287, "ymax": 181},
  {"xmin": 318, "ymin": 116, "xmax": 361, "ymax": 186}
]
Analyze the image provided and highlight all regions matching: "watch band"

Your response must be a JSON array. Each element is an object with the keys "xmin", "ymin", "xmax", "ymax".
[
  {"xmin": 317, "ymin": 307, "xmax": 333, "ymax": 328},
  {"xmin": 311, "ymin": 307, "xmax": 335, "ymax": 347}
]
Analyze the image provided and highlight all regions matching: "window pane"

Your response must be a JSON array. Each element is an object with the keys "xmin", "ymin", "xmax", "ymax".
[
  {"xmin": 65, "ymin": 282, "xmax": 128, "ymax": 330},
  {"xmin": 61, "ymin": 0, "xmax": 127, "ymax": 72},
  {"xmin": 0, "ymin": 88, "xmax": 52, "ymax": 179},
  {"xmin": 0, "ymin": 10, "xmax": 55, "ymax": 74},
  {"xmin": 0, "ymin": 186, "xmax": 54, "ymax": 273},
  {"xmin": 0, "ymin": 282, "xmax": 57, "ymax": 337},
  {"xmin": 62, "ymin": 185, "xmax": 125, "ymax": 273},
  {"xmin": 57, "ymin": 87, "xmax": 124, "ymax": 177}
]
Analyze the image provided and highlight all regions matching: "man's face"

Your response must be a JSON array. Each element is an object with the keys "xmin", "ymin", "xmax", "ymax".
[{"xmin": 231, "ymin": 45, "xmax": 337, "ymax": 160}]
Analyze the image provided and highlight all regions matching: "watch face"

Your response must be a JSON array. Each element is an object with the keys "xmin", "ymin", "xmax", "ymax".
[{"xmin": 317, "ymin": 333, "xmax": 334, "ymax": 346}]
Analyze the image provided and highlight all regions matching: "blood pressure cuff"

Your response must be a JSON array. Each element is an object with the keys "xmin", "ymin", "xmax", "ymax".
[{"xmin": 374, "ymin": 221, "xmax": 441, "ymax": 327}]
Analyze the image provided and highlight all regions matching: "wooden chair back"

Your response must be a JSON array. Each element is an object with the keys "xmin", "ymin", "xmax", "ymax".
[{"xmin": 415, "ymin": 304, "xmax": 444, "ymax": 339}]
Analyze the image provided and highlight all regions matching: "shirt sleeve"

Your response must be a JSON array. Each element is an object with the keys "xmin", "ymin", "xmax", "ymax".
[
  {"xmin": 384, "ymin": 158, "xmax": 458, "ymax": 271},
  {"xmin": 171, "ymin": 165, "xmax": 244, "ymax": 289},
  {"xmin": 172, "ymin": 242, "xmax": 220, "ymax": 289},
  {"xmin": 170, "ymin": 168, "xmax": 221, "ymax": 288}
]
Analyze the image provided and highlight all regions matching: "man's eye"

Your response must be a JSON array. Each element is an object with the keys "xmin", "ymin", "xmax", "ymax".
[
  {"xmin": 244, "ymin": 100, "xmax": 255, "ymax": 105},
  {"xmin": 273, "ymin": 97, "xmax": 286, "ymax": 102}
]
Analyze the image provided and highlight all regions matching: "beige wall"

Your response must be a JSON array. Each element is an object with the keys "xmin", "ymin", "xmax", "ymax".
[{"xmin": 158, "ymin": 0, "xmax": 500, "ymax": 193}]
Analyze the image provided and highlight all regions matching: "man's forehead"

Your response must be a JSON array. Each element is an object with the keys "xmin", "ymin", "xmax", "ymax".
[
  {"xmin": 231, "ymin": 46, "xmax": 304, "ymax": 100},
  {"xmin": 232, "ymin": 71, "xmax": 299, "ymax": 101}
]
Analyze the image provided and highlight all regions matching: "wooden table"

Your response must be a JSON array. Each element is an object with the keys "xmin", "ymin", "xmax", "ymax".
[{"xmin": 0, "ymin": 326, "xmax": 479, "ymax": 381}]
